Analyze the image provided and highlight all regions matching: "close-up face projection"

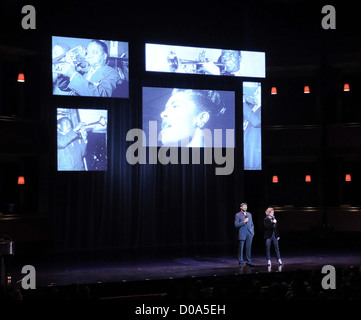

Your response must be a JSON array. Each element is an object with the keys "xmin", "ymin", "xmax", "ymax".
[
  {"xmin": 220, "ymin": 50, "xmax": 242, "ymax": 74},
  {"xmin": 142, "ymin": 87, "xmax": 235, "ymax": 148},
  {"xmin": 160, "ymin": 91, "xmax": 210, "ymax": 146}
]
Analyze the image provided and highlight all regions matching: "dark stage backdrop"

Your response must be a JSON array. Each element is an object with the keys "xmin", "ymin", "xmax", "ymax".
[
  {"xmin": 51, "ymin": 157, "xmax": 243, "ymax": 253},
  {"xmin": 47, "ymin": 74, "xmax": 245, "ymax": 254},
  {"xmin": 1, "ymin": 0, "xmax": 271, "ymax": 255}
]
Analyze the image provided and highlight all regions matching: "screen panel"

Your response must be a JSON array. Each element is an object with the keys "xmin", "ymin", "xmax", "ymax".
[
  {"xmin": 142, "ymin": 87, "xmax": 235, "ymax": 148},
  {"xmin": 52, "ymin": 36, "xmax": 129, "ymax": 98},
  {"xmin": 243, "ymin": 81, "xmax": 262, "ymax": 170},
  {"xmin": 146, "ymin": 43, "xmax": 265, "ymax": 78},
  {"xmin": 57, "ymin": 108, "xmax": 108, "ymax": 171}
]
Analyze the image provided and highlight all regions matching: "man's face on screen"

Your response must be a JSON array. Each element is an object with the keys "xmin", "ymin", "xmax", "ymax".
[
  {"xmin": 220, "ymin": 50, "xmax": 240, "ymax": 73},
  {"xmin": 86, "ymin": 42, "xmax": 107, "ymax": 68},
  {"xmin": 160, "ymin": 92, "xmax": 199, "ymax": 145},
  {"xmin": 59, "ymin": 119, "xmax": 72, "ymax": 134}
]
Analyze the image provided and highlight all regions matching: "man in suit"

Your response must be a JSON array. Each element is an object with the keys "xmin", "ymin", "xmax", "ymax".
[
  {"xmin": 234, "ymin": 202, "xmax": 255, "ymax": 267},
  {"xmin": 56, "ymin": 40, "xmax": 124, "ymax": 97}
]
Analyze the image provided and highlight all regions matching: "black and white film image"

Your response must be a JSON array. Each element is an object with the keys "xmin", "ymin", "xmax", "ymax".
[
  {"xmin": 142, "ymin": 87, "xmax": 235, "ymax": 148},
  {"xmin": 146, "ymin": 43, "xmax": 265, "ymax": 78},
  {"xmin": 52, "ymin": 36, "xmax": 129, "ymax": 98},
  {"xmin": 243, "ymin": 82, "xmax": 262, "ymax": 170},
  {"xmin": 57, "ymin": 108, "xmax": 108, "ymax": 171}
]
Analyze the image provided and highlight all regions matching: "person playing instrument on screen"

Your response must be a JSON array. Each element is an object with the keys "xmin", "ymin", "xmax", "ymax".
[
  {"xmin": 52, "ymin": 42, "xmax": 73, "ymax": 95},
  {"xmin": 54, "ymin": 40, "xmax": 122, "ymax": 97},
  {"xmin": 57, "ymin": 117, "xmax": 88, "ymax": 171},
  {"xmin": 201, "ymin": 50, "xmax": 242, "ymax": 76},
  {"xmin": 160, "ymin": 89, "xmax": 227, "ymax": 147}
]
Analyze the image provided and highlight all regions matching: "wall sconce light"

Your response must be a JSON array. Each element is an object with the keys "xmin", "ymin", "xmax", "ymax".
[
  {"xmin": 17, "ymin": 73, "xmax": 25, "ymax": 82},
  {"xmin": 17, "ymin": 176, "xmax": 25, "ymax": 185}
]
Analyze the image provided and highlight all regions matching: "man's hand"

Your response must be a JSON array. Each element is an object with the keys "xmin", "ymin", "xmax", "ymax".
[
  {"xmin": 200, "ymin": 62, "xmax": 221, "ymax": 75},
  {"xmin": 55, "ymin": 61, "xmax": 76, "ymax": 79},
  {"xmin": 74, "ymin": 122, "xmax": 88, "ymax": 142},
  {"xmin": 244, "ymin": 217, "xmax": 249, "ymax": 223},
  {"xmin": 79, "ymin": 128, "xmax": 88, "ymax": 142},
  {"xmin": 73, "ymin": 122, "xmax": 86, "ymax": 133}
]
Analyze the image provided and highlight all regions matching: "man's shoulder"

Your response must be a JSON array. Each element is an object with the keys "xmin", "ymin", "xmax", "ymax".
[{"xmin": 100, "ymin": 65, "xmax": 118, "ymax": 74}]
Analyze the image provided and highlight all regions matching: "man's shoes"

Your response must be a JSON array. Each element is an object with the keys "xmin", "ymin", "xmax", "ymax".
[{"xmin": 246, "ymin": 262, "xmax": 255, "ymax": 267}]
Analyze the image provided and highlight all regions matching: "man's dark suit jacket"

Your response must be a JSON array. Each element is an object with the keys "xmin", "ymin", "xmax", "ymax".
[
  {"xmin": 234, "ymin": 211, "xmax": 255, "ymax": 240},
  {"xmin": 68, "ymin": 65, "xmax": 122, "ymax": 97}
]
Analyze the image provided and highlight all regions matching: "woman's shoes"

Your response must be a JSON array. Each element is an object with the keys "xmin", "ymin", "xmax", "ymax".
[{"xmin": 267, "ymin": 259, "xmax": 283, "ymax": 266}]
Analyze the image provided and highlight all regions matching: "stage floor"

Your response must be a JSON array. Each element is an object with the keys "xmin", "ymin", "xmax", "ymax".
[{"xmin": 5, "ymin": 247, "xmax": 361, "ymax": 288}]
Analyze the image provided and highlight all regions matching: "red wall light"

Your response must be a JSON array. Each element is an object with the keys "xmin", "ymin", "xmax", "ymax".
[
  {"xmin": 17, "ymin": 176, "xmax": 25, "ymax": 185},
  {"xmin": 17, "ymin": 73, "xmax": 25, "ymax": 82},
  {"xmin": 305, "ymin": 175, "xmax": 311, "ymax": 182},
  {"xmin": 271, "ymin": 87, "xmax": 277, "ymax": 95},
  {"xmin": 272, "ymin": 175, "xmax": 279, "ymax": 183},
  {"xmin": 345, "ymin": 174, "xmax": 351, "ymax": 182},
  {"xmin": 344, "ymin": 83, "xmax": 350, "ymax": 92}
]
